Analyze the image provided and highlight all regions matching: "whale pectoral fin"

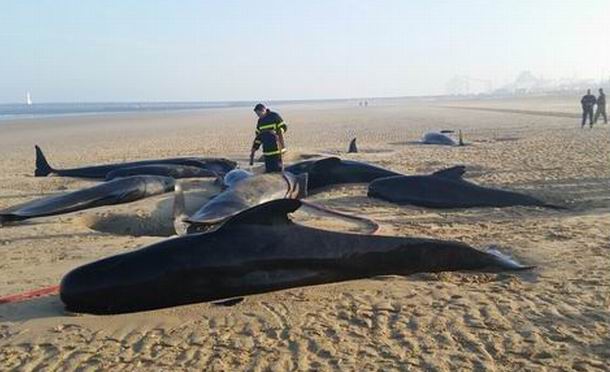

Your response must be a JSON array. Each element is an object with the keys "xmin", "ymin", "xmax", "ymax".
[
  {"xmin": 212, "ymin": 297, "xmax": 244, "ymax": 307},
  {"xmin": 310, "ymin": 157, "xmax": 342, "ymax": 173},
  {"xmin": 295, "ymin": 173, "xmax": 308, "ymax": 199},
  {"xmin": 172, "ymin": 182, "xmax": 190, "ymax": 236},
  {"xmin": 219, "ymin": 199, "xmax": 301, "ymax": 230},
  {"xmin": 432, "ymin": 165, "xmax": 466, "ymax": 179}
]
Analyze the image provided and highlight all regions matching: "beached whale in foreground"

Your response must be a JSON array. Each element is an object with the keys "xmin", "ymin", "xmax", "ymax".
[
  {"xmin": 285, "ymin": 157, "xmax": 401, "ymax": 191},
  {"xmin": 173, "ymin": 171, "xmax": 307, "ymax": 234},
  {"xmin": 0, "ymin": 175, "xmax": 175, "ymax": 226},
  {"xmin": 34, "ymin": 145, "xmax": 237, "ymax": 179},
  {"xmin": 105, "ymin": 164, "xmax": 217, "ymax": 181},
  {"xmin": 60, "ymin": 199, "xmax": 532, "ymax": 314},
  {"xmin": 368, "ymin": 166, "xmax": 563, "ymax": 209}
]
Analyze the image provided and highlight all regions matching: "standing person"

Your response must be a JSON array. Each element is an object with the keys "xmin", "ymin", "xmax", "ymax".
[
  {"xmin": 581, "ymin": 89, "xmax": 597, "ymax": 128},
  {"xmin": 594, "ymin": 88, "xmax": 607, "ymax": 124},
  {"xmin": 249, "ymin": 103, "xmax": 288, "ymax": 172}
]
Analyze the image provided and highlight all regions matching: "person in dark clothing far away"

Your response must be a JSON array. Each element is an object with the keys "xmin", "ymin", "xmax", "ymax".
[
  {"xmin": 249, "ymin": 103, "xmax": 288, "ymax": 173},
  {"xmin": 581, "ymin": 89, "xmax": 597, "ymax": 128},
  {"xmin": 594, "ymin": 88, "xmax": 607, "ymax": 124}
]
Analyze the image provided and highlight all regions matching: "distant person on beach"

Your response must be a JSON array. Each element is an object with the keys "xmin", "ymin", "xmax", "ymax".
[
  {"xmin": 250, "ymin": 103, "xmax": 288, "ymax": 172},
  {"xmin": 580, "ymin": 89, "xmax": 597, "ymax": 128},
  {"xmin": 594, "ymin": 88, "xmax": 607, "ymax": 124}
]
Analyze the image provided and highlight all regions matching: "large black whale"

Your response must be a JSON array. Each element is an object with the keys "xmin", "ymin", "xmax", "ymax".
[
  {"xmin": 34, "ymin": 145, "xmax": 237, "ymax": 179},
  {"xmin": 0, "ymin": 175, "xmax": 175, "ymax": 226},
  {"xmin": 368, "ymin": 166, "xmax": 564, "ymax": 209},
  {"xmin": 60, "ymin": 199, "xmax": 532, "ymax": 314},
  {"xmin": 285, "ymin": 157, "xmax": 401, "ymax": 191},
  {"xmin": 105, "ymin": 164, "xmax": 218, "ymax": 181},
  {"xmin": 421, "ymin": 130, "xmax": 464, "ymax": 146},
  {"xmin": 173, "ymin": 171, "xmax": 307, "ymax": 234}
]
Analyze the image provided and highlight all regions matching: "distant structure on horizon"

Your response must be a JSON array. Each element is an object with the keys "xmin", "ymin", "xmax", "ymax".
[
  {"xmin": 446, "ymin": 71, "xmax": 610, "ymax": 97},
  {"xmin": 26, "ymin": 91, "xmax": 33, "ymax": 106},
  {"xmin": 492, "ymin": 71, "xmax": 608, "ymax": 96},
  {"xmin": 445, "ymin": 76, "xmax": 493, "ymax": 96}
]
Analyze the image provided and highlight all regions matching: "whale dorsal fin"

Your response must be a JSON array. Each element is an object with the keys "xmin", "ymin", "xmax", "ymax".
[
  {"xmin": 310, "ymin": 157, "xmax": 342, "ymax": 173},
  {"xmin": 34, "ymin": 145, "xmax": 55, "ymax": 176},
  {"xmin": 432, "ymin": 165, "xmax": 466, "ymax": 180},
  {"xmin": 219, "ymin": 199, "xmax": 301, "ymax": 230},
  {"xmin": 348, "ymin": 138, "xmax": 358, "ymax": 153}
]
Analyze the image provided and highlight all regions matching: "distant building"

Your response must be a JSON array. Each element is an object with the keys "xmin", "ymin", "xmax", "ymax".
[{"xmin": 445, "ymin": 76, "xmax": 492, "ymax": 96}]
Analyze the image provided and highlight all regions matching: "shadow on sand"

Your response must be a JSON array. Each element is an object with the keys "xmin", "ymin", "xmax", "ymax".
[{"xmin": 0, "ymin": 295, "xmax": 68, "ymax": 323}]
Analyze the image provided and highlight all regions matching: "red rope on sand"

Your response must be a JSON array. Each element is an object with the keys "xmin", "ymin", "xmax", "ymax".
[{"xmin": 0, "ymin": 285, "xmax": 59, "ymax": 304}]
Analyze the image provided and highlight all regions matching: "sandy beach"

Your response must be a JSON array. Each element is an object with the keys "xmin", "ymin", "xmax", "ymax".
[{"xmin": 0, "ymin": 96, "xmax": 608, "ymax": 371}]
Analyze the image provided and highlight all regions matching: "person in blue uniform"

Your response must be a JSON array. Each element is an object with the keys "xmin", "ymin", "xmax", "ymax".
[{"xmin": 249, "ymin": 104, "xmax": 288, "ymax": 172}]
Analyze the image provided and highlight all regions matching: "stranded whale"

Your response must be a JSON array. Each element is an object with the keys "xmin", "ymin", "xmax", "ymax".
[
  {"xmin": 368, "ymin": 166, "xmax": 564, "ymax": 209},
  {"xmin": 34, "ymin": 145, "xmax": 236, "ymax": 179},
  {"xmin": 60, "ymin": 199, "xmax": 532, "ymax": 314},
  {"xmin": 285, "ymin": 157, "xmax": 401, "ymax": 191},
  {"xmin": 173, "ymin": 171, "xmax": 307, "ymax": 234},
  {"xmin": 105, "ymin": 164, "xmax": 218, "ymax": 181},
  {"xmin": 0, "ymin": 175, "xmax": 175, "ymax": 226}
]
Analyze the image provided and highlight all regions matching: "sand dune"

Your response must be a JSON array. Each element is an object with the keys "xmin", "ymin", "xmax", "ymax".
[{"xmin": 1, "ymin": 96, "xmax": 609, "ymax": 370}]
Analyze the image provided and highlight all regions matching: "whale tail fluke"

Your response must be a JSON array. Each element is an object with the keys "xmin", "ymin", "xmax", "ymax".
[
  {"xmin": 484, "ymin": 246, "xmax": 534, "ymax": 271},
  {"xmin": 34, "ymin": 145, "xmax": 54, "ymax": 177},
  {"xmin": 172, "ymin": 182, "xmax": 189, "ymax": 236}
]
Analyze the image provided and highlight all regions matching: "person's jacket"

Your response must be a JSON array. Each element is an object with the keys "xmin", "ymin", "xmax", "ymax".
[
  {"xmin": 581, "ymin": 94, "xmax": 597, "ymax": 108},
  {"xmin": 252, "ymin": 110, "xmax": 288, "ymax": 156}
]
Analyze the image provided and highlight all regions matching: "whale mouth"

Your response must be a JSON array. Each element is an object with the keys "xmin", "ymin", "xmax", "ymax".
[{"xmin": 366, "ymin": 188, "xmax": 380, "ymax": 199}]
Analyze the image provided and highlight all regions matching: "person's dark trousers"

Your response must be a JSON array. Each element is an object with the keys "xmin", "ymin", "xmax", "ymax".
[
  {"xmin": 582, "ymin": 107, "xmax": 594, "ymax": 127},
  {"xmin": 264, "ymin": 154, "xmax": 283, "ymax": 173},
  {"xmin": 594, "ymin": 107, "xmax": 607, "ymax": 124}
]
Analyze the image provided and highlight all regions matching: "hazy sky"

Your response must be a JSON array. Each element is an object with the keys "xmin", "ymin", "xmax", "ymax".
[{"xmin": 1, "ymin": 0, "xmax": 608, "ymax": 103}]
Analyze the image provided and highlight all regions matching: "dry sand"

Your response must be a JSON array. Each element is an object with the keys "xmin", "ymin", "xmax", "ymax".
[{"xmin": 0, "ymin": 96, "xmax": 608, "ymax": 371}]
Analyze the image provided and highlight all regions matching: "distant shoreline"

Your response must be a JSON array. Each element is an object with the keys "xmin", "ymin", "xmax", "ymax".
[{"xmin": 0, "ymin": 92, "xmax": 583, "ymax": 122}]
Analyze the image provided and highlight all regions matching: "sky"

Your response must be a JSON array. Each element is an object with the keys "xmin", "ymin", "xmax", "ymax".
[{"xmin": 1, "ymin": 0, "xmax": 608, "ymax": 103}]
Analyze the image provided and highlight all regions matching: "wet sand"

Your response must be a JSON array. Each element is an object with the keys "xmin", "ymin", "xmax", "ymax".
[{"xmin": 0, "ymin": 96, "xmax": 609, "ymax": 371}]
